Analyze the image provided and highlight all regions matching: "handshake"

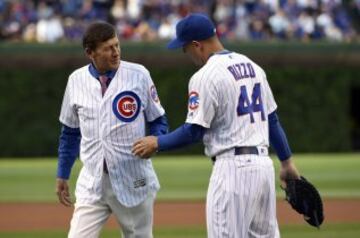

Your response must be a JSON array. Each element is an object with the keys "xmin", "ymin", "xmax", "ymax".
[{"xmin": 132, "ymin": 136, "xmax": 158, "ymax": 159}]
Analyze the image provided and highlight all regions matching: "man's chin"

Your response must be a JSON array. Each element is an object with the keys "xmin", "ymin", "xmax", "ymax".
[{"xmin": 110, "ymin": 61, "xmax": 120, "ymax": 70}]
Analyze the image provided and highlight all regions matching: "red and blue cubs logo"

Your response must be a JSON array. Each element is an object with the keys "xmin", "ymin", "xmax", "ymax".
[
  {"xmin": 150, "ymin": 85, "xmax": 159, "ymax": 102},
  {"xmin": 188, "ymin": 91, "xmax": 199, "ymax": 110},
  {"xmin": 112, "ymin": 91, "xmax": 141, "ymax": 122}
]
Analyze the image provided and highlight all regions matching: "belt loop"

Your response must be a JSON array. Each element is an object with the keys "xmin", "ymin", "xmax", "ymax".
[{"xmin": 258, "ymin": 146, "xmax": 268, "ymax": 156}]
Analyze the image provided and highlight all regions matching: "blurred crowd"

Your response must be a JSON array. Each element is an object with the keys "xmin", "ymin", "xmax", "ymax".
[{"xmin": 0, "ymin": 0, "xmax": 359, "ymax": 43}]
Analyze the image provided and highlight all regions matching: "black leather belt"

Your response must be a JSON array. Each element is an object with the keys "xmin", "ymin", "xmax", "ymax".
[{"xmin": 211, "ymin": 146, "xmax": 260, "ymax": 163}]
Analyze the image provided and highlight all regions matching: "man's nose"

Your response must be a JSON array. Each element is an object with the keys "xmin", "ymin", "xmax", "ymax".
[{"xmin": 112, "ymin": 47, "xmax": 120, "ymax": 56}]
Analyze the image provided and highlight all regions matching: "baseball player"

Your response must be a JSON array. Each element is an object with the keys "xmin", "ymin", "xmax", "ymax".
[
  {"xmin": 132, "ymin": 13, "xmax": 301, "ymax": 237},
  {"xmin": 56, "ymin": 21, "xmax": 168, "ymax": 238}
]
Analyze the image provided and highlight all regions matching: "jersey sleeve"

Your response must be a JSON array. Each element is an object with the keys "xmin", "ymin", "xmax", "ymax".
[
  {"xmin": 185, "ymin": 74, "xmax": 218, "ymax": 128},
  {"xmin": 261, "ymin": 70, "xmax": 277, "ymax": 115},
  {"xmin": 59, "ymin": 77, "xmax": 79, "ymax": 128},
  {"xmin": 143, "ymin": 70, "xmax": 165, "ymax": 122}
]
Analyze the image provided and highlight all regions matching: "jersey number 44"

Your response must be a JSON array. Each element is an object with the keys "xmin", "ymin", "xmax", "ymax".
[{"xmin": 237, "ymin": 83, "xmax": 266, "ymax": 123}]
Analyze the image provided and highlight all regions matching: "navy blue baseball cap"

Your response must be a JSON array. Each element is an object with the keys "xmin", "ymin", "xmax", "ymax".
[{"xmin": 167, "ymin": 13, "xmax": 216, "ymax": 49}]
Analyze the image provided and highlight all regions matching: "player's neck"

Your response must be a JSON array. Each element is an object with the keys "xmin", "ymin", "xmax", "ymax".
[
  {"xmin": 206, "ymin": 46, "xmax": 225, "ymax": 61},
  {"xmin": 200, "ymin": 37, "xmax": 224, "ymax": 63}
]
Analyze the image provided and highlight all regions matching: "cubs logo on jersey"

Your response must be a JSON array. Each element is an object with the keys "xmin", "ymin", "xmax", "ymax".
[
  {"xmin": 112, "ymin": 91, "xmax": 141, "ymax": 122},
  {"xmin": 188, "ymin": 91, "xmax": 199, "ymax": 110},
  {"xmin": 150, "ymin": 85, "xmax": 159, "ymax": 103}
]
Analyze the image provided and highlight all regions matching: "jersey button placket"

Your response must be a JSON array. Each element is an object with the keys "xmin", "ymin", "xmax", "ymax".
[{"xmin": 98, "ymin": 97, "xmax": 108, "ymax": 176}]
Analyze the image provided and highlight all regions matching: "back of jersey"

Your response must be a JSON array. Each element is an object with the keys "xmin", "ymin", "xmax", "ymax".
[{"xmin": 185, "ymin": 51, "xmax": 277, "ymax": 157}]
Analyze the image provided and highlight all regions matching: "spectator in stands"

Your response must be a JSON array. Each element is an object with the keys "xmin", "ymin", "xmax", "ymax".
[
  {"xmin": 36, "ymin": 14, "xmax": 64, "ymax": 43},
  {"xmin": 297, "ymin": 10, "xmax": 316, "ymax": 40},
  {"xmin": 0, "ymin": 0, "xmax": 358, "ymax": 42},
  {"xmin": 316, "ymin": 4, "xmax": 343, "ymax": 41},
  {"xmin": 268, "ymin": 8, "xmax": 292, "ymax": 39}
]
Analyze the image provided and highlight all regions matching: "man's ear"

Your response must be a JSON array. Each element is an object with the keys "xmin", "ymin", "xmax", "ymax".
[
  {"xmin": 85, "ymin": 47, "xmax": 93, "ymax": 59},
  {"xmin": 192, "ymin": 41, "xmax": 201, "ymax": 48}
]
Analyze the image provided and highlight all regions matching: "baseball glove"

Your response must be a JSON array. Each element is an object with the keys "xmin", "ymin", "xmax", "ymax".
[{"xmin": 283, "ymin": 176, "xmax": 324, "ymax": 228}]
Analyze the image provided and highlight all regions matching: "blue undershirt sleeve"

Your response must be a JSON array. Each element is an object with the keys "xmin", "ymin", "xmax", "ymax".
[
  {"xmin": 148, "ymin": 115, "xmax": 169, "ymax": 136},
  {"xmin": 268, "ymin": 111, "xmax": 292, "ymax": 161},
  {"xmin": 57, "ymin": 124, "xmax": 81, "ymax": 179},
  {"xmin": 158, "ymin": 123, "xmax": 205, "ymax": 151}
]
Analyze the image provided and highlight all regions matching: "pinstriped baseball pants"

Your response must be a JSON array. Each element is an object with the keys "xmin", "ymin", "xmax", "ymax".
[{"xmin": 206, "ymin": 155, "xmax": 280, "ymax": 238}]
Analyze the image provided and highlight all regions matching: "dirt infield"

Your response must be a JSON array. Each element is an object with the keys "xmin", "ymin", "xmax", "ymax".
[{"xmin": 0, "ymin": 199, "xmax": 359, "ymax": 231}]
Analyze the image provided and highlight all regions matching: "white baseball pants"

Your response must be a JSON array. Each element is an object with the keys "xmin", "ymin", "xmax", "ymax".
[{"xmin": 68, "ymin": 173, "xmax": 155, "ymax": 238}]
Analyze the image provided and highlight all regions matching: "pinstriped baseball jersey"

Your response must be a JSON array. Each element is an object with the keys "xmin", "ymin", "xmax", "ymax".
[
  {"xmin": 185, "ymin": 52, "xmax": 277, "ymax": 157},
  {"xmin": 59, "ymin": 61, "xmax": 164, "ymax": 207}
]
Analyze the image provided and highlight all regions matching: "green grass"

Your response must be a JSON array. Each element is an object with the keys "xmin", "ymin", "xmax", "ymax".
[
  {"xmin": 280, "ymin": 223, "xmax": 360, "ymax": 238},
  {"xmin": 0, "ymin": 223, "xmax": 359, "ymax": 238},
  {"xmin": 0, "ymin": 154, "xmax": 359, "ymax": 202}
]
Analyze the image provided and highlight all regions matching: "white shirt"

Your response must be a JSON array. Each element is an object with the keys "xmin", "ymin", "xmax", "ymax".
[
  {"xmin": 59, "ymin": 61, "xmax": 164, "ymax": 207},
  {"xmin": 185, "ymin": 52, "xmax": 277, "ymax": 157}
]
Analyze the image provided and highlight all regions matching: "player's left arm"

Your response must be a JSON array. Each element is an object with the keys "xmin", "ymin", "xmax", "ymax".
[
  {"xmin": 144, "ymin": 85, "xmax": 169, "ymax": 135},
  {"xmin": 268, "ymin": 111, "xmax": 300, "ymax": 183},
  {"xmin": 268, "ymin": 110, "xmax": 291, "ymax": 161},
  {"xmin": 261, "ymin": 68, "xmax": 300, "ymax": 182},
  {"xmin": 262, "ymin": 70, "xmax": 292, "ymax": 161},
  {"xmin": 147, "ymin": 114, "xmax": 169, "ymax": 136},
  {"xmin": 143, "ymin": 69, "xmax": 165, "ymax": 114},
  {"xmin": 142, "ymin": 68, "xmax": 168, "ymax": 136}
]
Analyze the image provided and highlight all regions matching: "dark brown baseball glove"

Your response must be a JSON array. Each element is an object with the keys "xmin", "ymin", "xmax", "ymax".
[{"xmin": 283, "ymin": 176, "xmax": 324, "ymax": 228}]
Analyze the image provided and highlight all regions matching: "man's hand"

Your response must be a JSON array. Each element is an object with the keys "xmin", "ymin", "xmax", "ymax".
[
  {"xmin": 279, "ymin": 158, "xmax": 300, "ymax": 188},
  {"xmin": 132, "ymin": 136, "xmax": 158, "ymax": 159},
  {"xmin": 56, "ymin": 178, "xmax": 73, "ymax": 207}
]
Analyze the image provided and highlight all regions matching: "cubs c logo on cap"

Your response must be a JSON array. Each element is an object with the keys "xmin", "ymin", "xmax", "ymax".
[
  {"xmin": 113, "ymin": 91, "xmax": 141, "ymax": 122},
  {"xmin": 188, "ymin": 91, "xmax": 199, "ymax": 110}
]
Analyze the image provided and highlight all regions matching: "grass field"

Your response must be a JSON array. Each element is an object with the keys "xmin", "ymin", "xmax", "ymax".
[
  {"xmin": 0, "ymin": 223, "xmax": 360, "ymax": 238},
  {"xmin": 0, "ymin": 154, "xmax": 359, "ymax": 202},
  {"xmin": 0, "ymin": 154, "xmax": 359, "ymax": 237}
]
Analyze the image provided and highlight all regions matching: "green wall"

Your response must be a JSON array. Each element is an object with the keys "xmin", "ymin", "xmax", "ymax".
[{"xmin": 0, "ymin": 42, "xmax": 358, "ymax": 156}]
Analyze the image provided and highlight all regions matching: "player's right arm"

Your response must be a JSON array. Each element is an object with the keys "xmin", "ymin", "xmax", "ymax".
[
  {"xmin": 132, "ymin": 123, "xmax": 205, "ymax": 158},
  {"xmin": 133, "ymin": 73, "xmax": 215, "ymax": 158},
  {"xmin": 56, "ymin": 124, "xmax": 80, "ymax": 206},
  {"xmin": 56, "ymin": 178, "xmax": 72, "ymax": 207},
  {"xmin": 56, "ymin": 76, "xmax": 80, "ymax": 206}
]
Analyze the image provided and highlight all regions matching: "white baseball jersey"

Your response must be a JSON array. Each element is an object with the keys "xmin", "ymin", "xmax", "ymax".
[
  {"xmin": 185, "ymin": 52, "xmax": 277, "ymax": 157},
  {"xmin": 59, "ymin": 61, "xmax": 164, "ymax": 207}
]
